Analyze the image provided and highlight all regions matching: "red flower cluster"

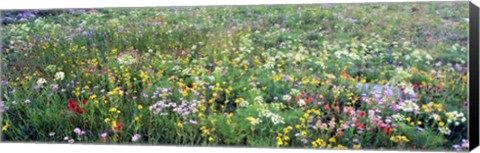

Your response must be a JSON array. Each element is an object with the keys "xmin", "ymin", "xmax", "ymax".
[
  {"xmin": 378, "ymin": 123, "xmax": 392, "ymax": 135},
  {"xmin": 67, "ymin": 98, "xmax": 86, "ymax": 114},
  {"xmin": 113, "ymin": 122, "xmax": 125, "ymax": 131}
]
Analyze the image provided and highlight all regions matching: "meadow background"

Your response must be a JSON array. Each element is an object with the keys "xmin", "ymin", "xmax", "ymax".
[{"xmin": 0, "ymin": 2, "xmax": 471, "ymax": 151}]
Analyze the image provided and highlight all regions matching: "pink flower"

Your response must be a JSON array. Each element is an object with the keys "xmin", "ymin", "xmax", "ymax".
[
  {"xmin": 73, "ymin": 128, "xmax": 85, "ymax": 136},
  {"xmin": 132, "ymin": 134, "xmax": 141, "ymax": 142}
]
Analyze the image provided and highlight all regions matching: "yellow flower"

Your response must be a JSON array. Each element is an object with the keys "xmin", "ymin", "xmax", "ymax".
[
  {"xmin": 89, "ymin": 94, "xmax": 97, "ymax": 100},
  {"xmin": 390, "ymin": 135, "xmax": 410, "ymax": 143},
  {"xmin": 334, "ymin": 144, "xmax": 346, "ymax": 150},
  {"xmin": 135, "ymin": 116, "xmax": 140, "ymax": 122},
  {"xmin": 438, "ymin": 121, "xmax": 445, "ymax": 127},
  {"xmin": 301, "ymin": 130, "xmax": 307, "ymax": 136},
  {"xmin": 208, "ymin": 137, "xmax": 214, "ymax": 142},
  {"xmin": 2, "ymin": 123, "xmax": 10, "ymax": 131},
  {"xmin": 176, "ymin": 122, "xmax": 183, "ymax": 128},
  {"xmin": 104, "ymin": 118, "xmax": 111, "ymax": 123},
  {"xmin": 406, "ymin": 117, "xmax": 411, "ymax": 122},
  {"xmin": 417, "ymin": 121, "xmax": 422, "ymax": 125},
  {"xmin": 277, "ymin": 139, "xmax": 283, "ymax": 146},
  {"xmin": 328, "ymin": 137, "xmax": 336, "ymax": 143},
  {"xmin": 317, "ymin": 139, "xmax": 326, "ymax": 147},
  {"xmin": 137, "ymin": 105, "xmax": 143, "ymax": 110},
  {"xmin": 353, "ymin": 144, "xmax": 361, "ymax": 149},
  {"xmin": 109, "ymin": 107, "xmax": 117, "ymax": 113},
  {"xmin": 246, "ymin": 117, "xmax": 257, "ymax": 125},
  {"xmin": 111, "ymin": 120, "xmax": 117, "ymax": 128}
]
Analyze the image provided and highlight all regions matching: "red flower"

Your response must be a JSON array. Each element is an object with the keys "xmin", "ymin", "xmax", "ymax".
[
  {"xmin": 378, "ymin": 124, "xmax": 387, "ymax": 130},
  {"xmin": 301, "ymin": 90, "xmax": 306, "ymax": 95},
  {"xmin": 334, "ymin": 105, "xmax": 340, "ymax": 112},
  {"xmin": 356, "ymin": 124, "xmax": 365, "ymax": 130},
  {"xmin": 307, "ymin": 97, "xmax": 313, "ymax": 102},
  {"xmin": 359, "ymin": 111, "xmax": 365, "ymax": 117},
  {"xmin": 337, "ymin": 132, "xmax": 344, "ymax": 137},
  {"xmin": 67, "ymin": 98, "xmax": 85, "ymax": 114},
  {"xmin": 324, "ymin": 104, "xmax": 330, "ymax": 111},
  {"xmin": 385, "ymin": 127, "xmax": 391, "ymax": 135},
  {"xmin": 114, "ymin": 122, "xmax": 125, "ymax": 131},
  {"xmin": 82, "ymin": 99, "xmax": 87, "ymax": 104},
  {"xmin": 74, "ymin": 107, "xmax": 84, "ymax": 114}
]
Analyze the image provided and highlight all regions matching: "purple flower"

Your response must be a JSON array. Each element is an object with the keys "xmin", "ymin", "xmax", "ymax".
[
  {"xmin": 301, "ymin": 138, "xmax": 308, "ymax": 144},
  {"xmin": 453, "ymin": 145, "xmax": 462, "ymax": 151},
  {"xmin": 51, "ymin": 84, "xmax": 59, "ymax": 90},
  {"xmin": 189, "ymin": 120, "xmax": 198, "ymax": 125},
  {"xmin": 417, "ymin": 127, "xmax": 424, "ymax": 132},
  {"xmin": 24, "ymin": 99, "xmax": 31, "ymax": 104},
  {"xmin": 462, "ymin": 139, "xmax": 469, "ymax": 148}
]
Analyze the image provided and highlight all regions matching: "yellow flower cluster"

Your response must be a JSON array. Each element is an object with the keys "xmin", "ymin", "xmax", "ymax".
[
  {"xmin": 311, "ymin": 138, "xmax": 326, "ymax": 148},
  {"xmin": 390, "ymin": 135, "xmax": 410, "ymax": 143}
]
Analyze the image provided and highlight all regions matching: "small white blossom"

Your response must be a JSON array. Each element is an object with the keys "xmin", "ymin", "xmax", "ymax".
[
  {"xmin": 239, "ymin": 101, "xmax": 249, "ymax": 108},
  {"xmin": 282, "ymin": 94, "xmax": 292, "ymax": 101},
  {"xmin": 399, "ymin": 100, "xmax": 419, "ymax": 112},
  {"xmin": 54, "ymin": 72, "xmax": 65, "ymax": 80},
  {"xmin": 297, "ymin": 99, "xmax": 306, "ymax": 106},
  {"xmin": 254, "ymin": 96, "xmax": 264, "ymax": 103},
  {"xmin": 37, "ymin": 78, "xmax": 47, "ymax": 87},
  {"xmin": 439, "ymin": 127, "xmax": 451, "ymax": 135}
]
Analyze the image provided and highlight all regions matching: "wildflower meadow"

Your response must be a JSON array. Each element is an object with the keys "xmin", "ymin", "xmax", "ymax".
[{"xmin": 0, "ymin": 2, "xmax": 471, "ymax": 151}]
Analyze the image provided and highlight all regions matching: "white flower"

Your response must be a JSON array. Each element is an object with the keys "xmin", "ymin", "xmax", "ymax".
[
  {"xmin": 255, "ymin": 96, "xmax": 264, "ymax": 103},
  {"xmin": 117, "ymin": 54, "xmax": 137, "ymax": 66},
  {"xmin": 297, "ymin": 99, "xmax": 306, "ymax": 106},
  {"xmin": 429, "ymin": 114, "xmax": 441, "ymax": 121},
  {"xmin": 392, "ymin": 113, "xmax": 405, "ymax": 121},
  {"xmin": 282, "ymin": 94, "xmax": 292, "ymax": 101},
  {"xmin": 290, "ymin": 89, "xmax": 300, "ymax": 96},
  {"xmin": 403, "ymin": 85, "xmax": 415, "ymax": 95},
  {"xmin": 259, "ymin": 109, "xmax": 285, "ymax": 125},
  {"xmin": 37, "ymin": 78, "xmax": 47, "ymax": 87},
  {"xmin": 54, "ymin": 72, "xmax": 65, "ymax": 80},
  {"xmin": 239, "ymin": 101, "xmax": 249, "ymax": 108},
  {"xmin": 439, "ymin": 127, "xmax": 451, "ymax": 135},
  {"xmin": 399, "ymin": 99, "xmax": 419, "ymax": 112},
  {"xmin": 445, "ymin": 111, "xmax": 466, "ymax": 126},
  {"xmin": 270, "ymin": 114, "xmax": 285, "ymax": 125}
]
